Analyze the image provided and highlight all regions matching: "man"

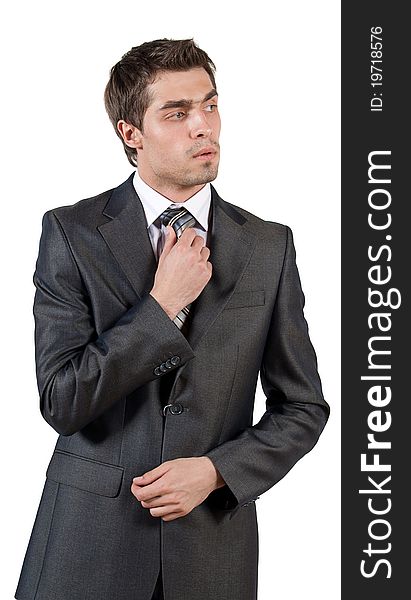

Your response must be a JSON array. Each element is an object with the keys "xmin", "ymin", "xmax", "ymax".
[{"xmin": 15, "ymin": 39, "xmax": 329, "ymax": 600}]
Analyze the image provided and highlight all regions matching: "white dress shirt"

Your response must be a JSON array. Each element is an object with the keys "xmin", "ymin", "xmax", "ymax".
[{"xmin": 133, "ymin": 168, "xmax": 211, "ymax": 260}]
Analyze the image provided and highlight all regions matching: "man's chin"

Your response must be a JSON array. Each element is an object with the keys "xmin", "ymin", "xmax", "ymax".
[{"xmin": 189, "ymin": 164, "xmax": 219, "ymax": 185}]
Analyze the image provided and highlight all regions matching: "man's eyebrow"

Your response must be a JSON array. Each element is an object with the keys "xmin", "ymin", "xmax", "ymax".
[{"xmin": 157, "ymin": 88, "xmax": 218, "ymax": 111}]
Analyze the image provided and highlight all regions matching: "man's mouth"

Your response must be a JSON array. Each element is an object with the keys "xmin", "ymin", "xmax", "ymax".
[{"xmin": 192, "ymin": 146, "xmax": 217, "ymax": 160}]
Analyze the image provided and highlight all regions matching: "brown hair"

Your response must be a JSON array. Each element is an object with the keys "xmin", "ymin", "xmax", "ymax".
[{"xmin": 104, "ymin": 38, "xmax": 217, "ymax": 167}]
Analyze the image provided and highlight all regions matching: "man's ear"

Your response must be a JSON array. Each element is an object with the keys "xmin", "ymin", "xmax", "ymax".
[{"xmin": 117, "ymin": 120, "xmax": 143, "ymax": 150}]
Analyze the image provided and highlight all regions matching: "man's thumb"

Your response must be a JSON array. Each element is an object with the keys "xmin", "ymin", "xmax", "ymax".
[
  {"xmin": 159, "ymin": 225, "xmax": 173, "ymax": 256},
  {"xmin": 164, "ymin": 225, "xmax": 175, "ymax": 243}
]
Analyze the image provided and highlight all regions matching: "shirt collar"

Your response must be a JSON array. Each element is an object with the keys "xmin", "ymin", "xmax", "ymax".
[{"xmin": 133, "ymin": 168, "xmax": 211, "ymax": 231}]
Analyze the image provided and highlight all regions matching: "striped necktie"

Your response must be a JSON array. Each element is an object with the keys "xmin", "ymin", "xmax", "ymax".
[{"xmin": 156, "ymin": 206, "xmax": 197, "ymax": 331}]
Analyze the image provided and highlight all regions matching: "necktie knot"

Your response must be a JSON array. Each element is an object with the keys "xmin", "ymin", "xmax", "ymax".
[{"xmin": 158, "ymin": 206, "xmax": 196, "ymax": 238}]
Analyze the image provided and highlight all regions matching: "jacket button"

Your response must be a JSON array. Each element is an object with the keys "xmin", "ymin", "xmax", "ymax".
[
  {"xmin": 162, "ymin": 403, "xmax": 184, "ymax": 416},
  {"xmin": 165, "ymin": 358, "xmax": 173, "ymax": 368},
  {"xmin": 160, "ymin": 363, "xmax": 168, "ymax": 372},
  {"xmin": 154, "ymin": 366, "xmax": 162, "ymax": 375},
  {"xmin": 170, "ymin": 356, "xmax": 180, "ymax": 365}
]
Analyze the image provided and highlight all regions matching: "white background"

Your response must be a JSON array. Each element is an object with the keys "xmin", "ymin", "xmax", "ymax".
[{"xmin": 0, "ymin": 1, "xmax": 340, "ymax": 598}]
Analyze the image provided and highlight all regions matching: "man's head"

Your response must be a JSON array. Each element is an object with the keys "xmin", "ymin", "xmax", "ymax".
[{"xmin": 104, "ymin": 38, "xmax": 220, "ymax": 199}]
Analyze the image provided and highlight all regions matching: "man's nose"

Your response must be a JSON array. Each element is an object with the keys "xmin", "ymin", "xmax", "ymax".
[{"xmin": 189, "ymin": 110, "xmax": 213, "ymax": 138}]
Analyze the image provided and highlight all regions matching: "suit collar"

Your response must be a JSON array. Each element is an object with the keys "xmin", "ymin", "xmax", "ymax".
[
  {"xmin": 98, "ymin": 172, "xmax": 257, "ymax": 354},
  {"xmin": 132, "ymin": 168, "xmax": 211, "ymax": 232}
]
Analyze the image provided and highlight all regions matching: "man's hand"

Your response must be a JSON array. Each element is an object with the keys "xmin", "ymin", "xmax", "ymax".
[
  {"xmin": 150, "ymin": 225, "xmax": 212, "ymax": 320},
  {"xmin": 130, "ymin": 457, "xmax": 225, "ymax": 521}
]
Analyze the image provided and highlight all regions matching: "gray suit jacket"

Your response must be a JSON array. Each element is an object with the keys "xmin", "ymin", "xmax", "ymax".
[{"xmin": 15, "ymin": 173, "xmax": 329, "ymax": 600}]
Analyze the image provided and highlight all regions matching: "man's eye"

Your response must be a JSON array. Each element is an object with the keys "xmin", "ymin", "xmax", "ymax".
[
  {"xmin": 205, "ymin": 104, "xmax": 218, "ymax": 111},
  {"xmin": 170, "ymin": 111, "xmax": 185, "ymax": 119}
]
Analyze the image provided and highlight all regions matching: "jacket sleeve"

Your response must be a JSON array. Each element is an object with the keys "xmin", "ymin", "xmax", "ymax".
[
  {"xmin": 205, "ymin": 225, "xmax": 330, "ymax": 518},
  {"xmin": 33, "ymin": 210, "xmax": 196, "ymax": 436}
]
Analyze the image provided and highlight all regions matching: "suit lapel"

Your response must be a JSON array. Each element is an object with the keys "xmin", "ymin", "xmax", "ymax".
[
  {"xmin": 98, "ymin": 173, "xmax": 158, "ymax": 297},
  {"xmin": 185, "ymin": 185, "xmax": 257, "ymax": 350},
  {"xmin": 97, "ymin": 172, "xmax": 257, "ymax": 355}
]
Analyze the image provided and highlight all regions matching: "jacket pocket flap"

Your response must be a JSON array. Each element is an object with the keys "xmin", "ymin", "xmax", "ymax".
[
  {"xmin": 224, "ymin": 290, "xmax": 265, "ymax": 310},
  {"xmin": 46, "ymin": 449, "xmax": 124, "ymax": 498}
]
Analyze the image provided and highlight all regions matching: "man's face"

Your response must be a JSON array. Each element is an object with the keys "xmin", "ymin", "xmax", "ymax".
[{"xmin": 126, "ymin": 67, "xmax": 221, "ymax": 196}]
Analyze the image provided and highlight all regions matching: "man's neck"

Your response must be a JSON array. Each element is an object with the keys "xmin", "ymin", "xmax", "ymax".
[{"xmin": 137, "ymin": 169, "xmax": 206, "ymax": 203}]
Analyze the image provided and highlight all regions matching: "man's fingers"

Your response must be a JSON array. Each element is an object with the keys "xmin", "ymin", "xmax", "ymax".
[
  {"xmin": 141, "ymin": 492, "xmax": 182, "ymax": 508},
  {"xmin": 200, "ymin": 245, "xmax": 211, "ymax": 261},
  {"xmin": 173, "ymin": 226, "xmax": 198, "ymax": 247},
  {"xmin": 131, "ymin": 481, "xmax": 158, "ymax": 497},
  {"xmin": 131, "ymin": 478, "xmax": 167, "ymax": 502},
  {"xmin": 133, "ymin": 461, "xmax": 169, "ymax": 484},
  {"xmin": 150, "ymin": 505, "xmax": 186, "ymax": 519}
]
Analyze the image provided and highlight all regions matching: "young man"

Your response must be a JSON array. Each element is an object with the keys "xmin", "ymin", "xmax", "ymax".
[{"xmin": 15, "ymin": 39, "xmax": 330, "ymax": 600}]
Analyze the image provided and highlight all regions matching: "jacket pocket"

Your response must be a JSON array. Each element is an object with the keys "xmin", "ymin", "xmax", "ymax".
[
  {"xmin": 223, "ymin": 289, "xmax": 265, "ymax": 310},
  {"xmin": 46, "ymin": 449, "xmax": 124, "ymax": 498}
]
